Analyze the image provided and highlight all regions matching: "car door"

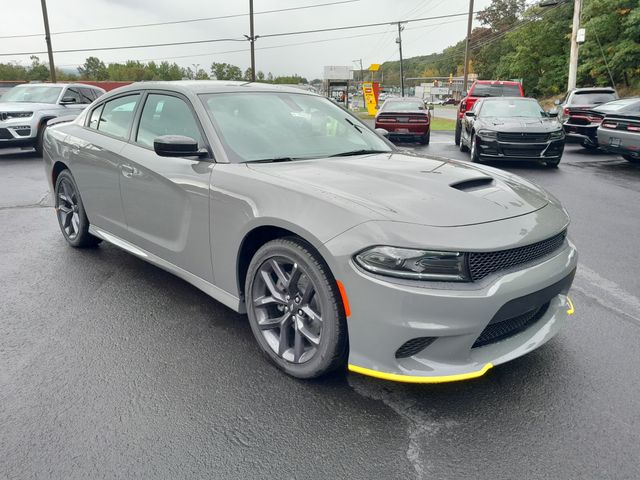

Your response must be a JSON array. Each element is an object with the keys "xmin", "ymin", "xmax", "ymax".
[
  {"xmin": 67, "ymin": 93, "xmax": 141, "ymax": 238},
  {"xmin": 118, "ymin": 91, "xmax": 214, "ymax": 283}
]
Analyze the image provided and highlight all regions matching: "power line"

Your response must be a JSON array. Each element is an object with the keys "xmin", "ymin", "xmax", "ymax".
[
  {"xmin": 0, "ymin": 0, "xmax": 361, "ymax": 40},
  {"xmin": 0, "ymin": 37, "xmax": 246, "ymax": 58},
  {"xmin": 257, "ymin": 11, "xmax": 477, "ymax": 39}
]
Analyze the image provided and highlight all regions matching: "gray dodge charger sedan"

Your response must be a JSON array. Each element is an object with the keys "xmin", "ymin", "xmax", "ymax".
[{"xmin": 43, "ymin": 81, "xmax": 577, "ymax": 383}]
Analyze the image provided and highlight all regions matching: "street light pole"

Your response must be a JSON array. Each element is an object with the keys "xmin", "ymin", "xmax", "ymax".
[
  {"xmin": 249, "ymin": 0, "xmax": 256, "ymax": 82},
  {"xmin": 567, "ymin": 0, "xmax": 582, "ymax": 90},
  {"xmin": 462, "ymin": 0, "xmax": 474, "ymax": 93},
  {"xmin": 396, "ymin": 23, "xmax": 405, "ymax": 97},
  {"xmin": 40, "ymin": 0, "xmax": 56, "ymax": 83}
]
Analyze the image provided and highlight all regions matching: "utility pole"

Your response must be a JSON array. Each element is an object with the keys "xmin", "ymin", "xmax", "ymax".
[
  {"xmin": 462, "ymin": 0, "xmax": 474, "ymax": 93},
  {"xmin": 249, "ymin": 0, "xmax": 256, "ymax": 82},
  {"xmin": 40, "ymin": 0, "xmax": 56, "ymax": 83},
  {"xmin": 567, "ymin": 0, "xmax": 582, "ymax": 90},
  {"xmin": 396, "ymin": 23, "xmax": 405, "ymax": 97}
]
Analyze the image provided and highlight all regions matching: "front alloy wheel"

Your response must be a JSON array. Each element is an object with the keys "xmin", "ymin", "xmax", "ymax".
[{"xmin": 245, "ymin": 238, "xmax": 348, "ymax": 378}]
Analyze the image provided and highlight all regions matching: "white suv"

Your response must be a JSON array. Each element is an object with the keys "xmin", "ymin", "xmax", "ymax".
[{"xmin": 0, "ymin": 83, "xmax": 105, "ymax": 154}]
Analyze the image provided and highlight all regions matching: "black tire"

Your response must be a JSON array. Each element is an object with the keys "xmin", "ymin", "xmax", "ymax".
[
  {"xmin": 454, "ymin": 120, "xmax": 462, "ymax": 146},
  {"xmin": 581, "ymin": 139, "xmax": 598, "ymax": 150},
  {"xmin": 622, "ymin": 154, "xmax": 640, "ymax": 163},
  {"xmin": 546, "ymin": 159, "xmax": 561, "ymax": 168},
  {"xmin": 245, "ymin": 237, "xmax": 348, "ymax": 379},
  {"xmin": 419, "ymin": 129, "xmax": 430, "ymax": 145},
  {"xmin": 459, "ymin": 133, "xmax": 468, "ymax": 152},
  {"xmin": 470, "ymin": 133, "xmax": 480, "ymax": 162},
  {"xmin": 54, "ymin": 170, "xmax": 102, "ymax": 248},
  {"xmin": 34, "ymin": 123, "xmax": 46, "ymax": 156}
]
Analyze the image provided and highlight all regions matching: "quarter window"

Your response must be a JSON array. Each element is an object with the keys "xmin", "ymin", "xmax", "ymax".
[
  {"xmin": 96, "ymin": 94, "xmax": 140, "ymax": 140},
  {"xmin": 136, "ymin": 94, "xmax": 203, "ymax": 149},
  {"xmin": 88, "ymin": 104, "xmax": 104, "ymax": 129}
]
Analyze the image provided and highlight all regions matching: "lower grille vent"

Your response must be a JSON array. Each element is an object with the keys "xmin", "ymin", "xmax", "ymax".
[
  {"xmin": 472, "ymin": 302, "xmax": 550, "ymax": 348},
  {"xmin": 395, "ymin": 337, "xmax": 436, "ymax": 358}
]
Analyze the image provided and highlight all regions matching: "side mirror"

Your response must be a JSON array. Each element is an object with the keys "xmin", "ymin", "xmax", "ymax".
[
  {"xmin": 60, "ymin": 96, "xmax": 77, "ymax": 104},
  {"xmin": 554, "ymin": 99, "xmax": 561, "ymax": 106},
  {"xmin": 464, "ymin": 111, "xmax": 475, "ymax": 117},
  {"xmin": 154, "ymin": 135, "xmax": 202, "ymax": 157},
  {"xmin": 374, "ymin": 128, "xmax": 389, "ymax": 138}
]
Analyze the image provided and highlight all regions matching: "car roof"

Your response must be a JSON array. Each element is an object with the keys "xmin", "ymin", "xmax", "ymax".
[
  {"xmin": 104, "ymin": 80, "xmax": 318, "ymax": 97},
  {"xmin": 477, "ymin": 96, "xmax": 536, "ymax": 102},
  {"xmin": 473, "ymin": 80, "xmax": 521, "ymax": 85},
  {"xmin": 571, "ymin": 87, "xmax": 616, "ymax": 92},
  {"xmin": 17, "ymin": 83, "xmax": 103, "ymax": 89}
]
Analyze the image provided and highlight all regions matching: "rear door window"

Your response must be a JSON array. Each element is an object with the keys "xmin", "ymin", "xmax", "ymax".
[
  {"xmin": 570, "ymin": 91, "xmax": 617, "ymax": 106},
  {"xmin": 96, "ymin": 94, "xmax": 140, "ymax": 140}
]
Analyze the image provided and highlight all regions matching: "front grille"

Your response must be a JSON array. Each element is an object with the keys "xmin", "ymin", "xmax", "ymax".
[
  {"xmin": 502, "ymin": 147, "xmax": 545, "ymax": 157},
  {"xmin": 472, "ymin": 302, "xmax": 550, "ymax": 348},
  {"xmin": 498, "ymin": 132, "xmax": 549, "ymax": 143},
  {"xmin": 395, "ymin": 337, "xmax": 436, "ymax": 358},
  {"xmin": 0, "ymin": 128, "xmax": 13, "ymax": 140},
  {"xmin": 469, "ymin": 231, "xmax": 567, "ymax": 281}
]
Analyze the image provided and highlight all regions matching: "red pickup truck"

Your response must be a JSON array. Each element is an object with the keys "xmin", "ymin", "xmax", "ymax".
[{"xmin": 455, "ymin": 80, "xmax": 524, "ymax": 145}]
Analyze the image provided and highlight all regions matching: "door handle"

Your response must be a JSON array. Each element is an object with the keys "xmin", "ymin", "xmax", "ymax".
[{"xmin": 121, "ymin": 164, "xmax": 135, "ymax": 178}]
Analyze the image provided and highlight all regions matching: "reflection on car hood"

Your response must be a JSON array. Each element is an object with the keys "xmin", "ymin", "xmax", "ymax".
[
  {"xmin": 0, "ymin": 101, "xmax": 58, "ymax": 111},
  {"xmin": 479, "ymin": 117, "xmax": 562, "ymax": 132},
  {"xmin": 248, "ymin": 153, "xmax": 550, "ymax": 227}
]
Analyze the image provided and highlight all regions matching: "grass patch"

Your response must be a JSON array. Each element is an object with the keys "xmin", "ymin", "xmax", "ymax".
[{"xmin": 430, "ymin": 117, "xmax": 456, "ymax": 131}]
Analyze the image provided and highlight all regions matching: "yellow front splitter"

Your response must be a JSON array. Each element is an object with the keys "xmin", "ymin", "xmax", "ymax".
[{"xmin": 348, "ymin": 362, "xmax": 493, "ymax": 384}]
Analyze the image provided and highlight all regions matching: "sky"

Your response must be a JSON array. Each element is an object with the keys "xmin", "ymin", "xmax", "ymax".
[{"xmin": 1, "ymin": 0, "xmax": 493, "ymax": 79}]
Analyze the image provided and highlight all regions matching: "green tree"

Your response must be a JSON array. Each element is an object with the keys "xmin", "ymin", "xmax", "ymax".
[
  {"xmin": 77, "ymin": 56, "xmax": 108, "ymax": 80},
  {"xmin": 28, "ymin": 56, "xmax": 50, "ymax": 82},
  {"xmin": 256, "ymin": 70, "xmax": 265, "ymax": 81}
]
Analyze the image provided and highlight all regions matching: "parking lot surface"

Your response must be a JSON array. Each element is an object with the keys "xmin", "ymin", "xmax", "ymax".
[{"xmin": 2, "ymin": 135, "xmax": 640, "ymax": 479}]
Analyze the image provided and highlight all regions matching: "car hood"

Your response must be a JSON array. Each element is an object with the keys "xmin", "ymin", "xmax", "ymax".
[
  {"xmin": 0, "ymin": 101, "xmax": 58, "ymax": 111},
  {"xmin": 248, "ymin": 153, "xmax": 550, "ymax": 227},
  {"xmin": 478, "ymin": 117, "xmax": 562, "ymax": 132}
]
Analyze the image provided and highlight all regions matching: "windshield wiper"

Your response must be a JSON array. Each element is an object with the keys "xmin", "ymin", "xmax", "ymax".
[
  {"xmin": 344, "ymin": 117, "xmax": 363, "ymax": 133},
  {"xmin": 329, "ymin": 149, "xmax": 390, "ymax": 157},
  {"xmin": 246, "ymin": 156, "xmax": 302, "ymax": 163}
]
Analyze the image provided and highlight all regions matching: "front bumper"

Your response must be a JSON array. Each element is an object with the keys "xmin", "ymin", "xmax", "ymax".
[
  {"xmin": 476, "ymin": 136, "xmax": 565, "ymax": 161},
  {"xmin": 0, "ymin": 120, "xmax": 36, "ymax": 148},
  {"xmin": 326, "ymin": 217, "xmax": 577, "ymax": 383}
]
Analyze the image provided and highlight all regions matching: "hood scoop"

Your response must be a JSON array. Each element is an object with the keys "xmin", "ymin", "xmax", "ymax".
[{"xmin": 450, "ymin": 177, "xmax": 494, "ymax": 192}]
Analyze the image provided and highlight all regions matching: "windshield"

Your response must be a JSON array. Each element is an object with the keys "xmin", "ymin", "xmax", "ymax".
[
  {"xmin": 471, "ymin": 83, "xmax": 521, "ymax": 97},
  {"xmin": 1, "ymin": 85, "xmax": 63, "ymax": 103},
  {"xmin": 381, "ymin": 100, "xmax": 425, "ymax": 111},
  {"xmin": 201, "ymin": 92, "xmax": 392, "ymax": 162},
  {"xmin": 479, "ymin": 99, "xmax": 545, "ymax": 118},
  {"xmin": 570, "ymin": 91, "xmax": 616, "ymax": 106}
]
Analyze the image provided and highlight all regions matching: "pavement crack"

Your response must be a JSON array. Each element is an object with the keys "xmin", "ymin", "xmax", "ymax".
[
  {"xmin": 0, "ymin": 191, "xmax": 52, "ymax": 211},
  {"xmin": 348, "ymin": 375, "xmax": 458, "ymax": 480}
]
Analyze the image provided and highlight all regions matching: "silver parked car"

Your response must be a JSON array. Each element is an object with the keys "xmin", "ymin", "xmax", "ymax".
[
  {"xmin": 0, "ymin": 83, "xmax": 105, "ymax": 154},
  {"xmin": 43, "ymin": 81, "xmax": 577, "ymax": 383}
]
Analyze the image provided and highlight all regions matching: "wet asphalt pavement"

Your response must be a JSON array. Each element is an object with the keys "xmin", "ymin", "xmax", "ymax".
[{"xmin": 1, "ymin": 135, "xmax": 640, "ymax": 479}]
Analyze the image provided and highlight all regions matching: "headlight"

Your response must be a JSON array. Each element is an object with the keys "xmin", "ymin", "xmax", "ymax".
[
  {"xmin": 354, "ymin": 246, "xmax": 470, "ymax": 281},
  {"xmin": 477, "ymin": 129, "xmax": 497, "ymax": 139},
  {"xmin": 549, "ymin": 130, "xmax": 564, "ymax": 140},
  {"xmin": 8, "ymin": 112, "xmax": 33, "ymax": 119}
]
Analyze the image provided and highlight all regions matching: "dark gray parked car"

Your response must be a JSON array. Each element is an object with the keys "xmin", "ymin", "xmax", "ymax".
[{"xmin": 43, "ymin": 81, "xmax": 577, "ymax": 383}]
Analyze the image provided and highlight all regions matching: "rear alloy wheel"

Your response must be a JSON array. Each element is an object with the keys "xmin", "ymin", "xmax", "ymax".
[
  {"xmin": 245, "ymin": 238, "xmax": 348, "ymax": 379},
  {"xmin": 54, "ymin": 170, "xmax": 102, "ymax": 248},
  {"xmin": 459, "ymin": 134, "xmax": 468, "ymax": 152},
  {"xmin": 581, "ymin": 139, "xmax": 598, "ymax": 150},
  {"xmin": 622, "ymin": 154, "xmax": 639, "ymax": 164},
  {"xmin": 454, "ymin": 120, "xmax": 462, "ymax": 146}
]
